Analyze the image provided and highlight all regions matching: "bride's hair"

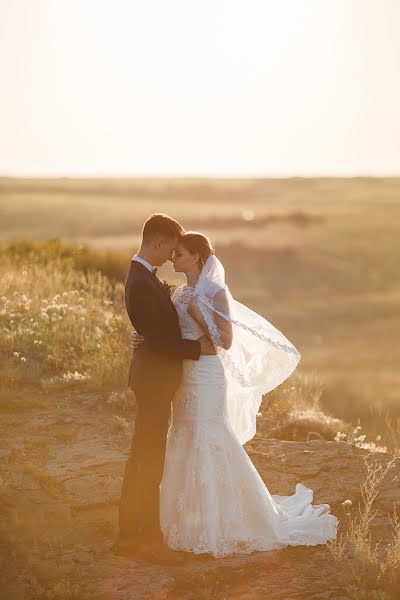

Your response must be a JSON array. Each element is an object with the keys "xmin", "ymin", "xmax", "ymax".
[{"xmin": 180, "ymin": 231, "xmax": 215, "ymax": 268}]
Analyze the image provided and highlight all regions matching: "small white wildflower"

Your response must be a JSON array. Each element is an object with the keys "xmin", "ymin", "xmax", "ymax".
[
  {"xmin": 20, "ymin": 356, "xmax": 27, "ymax": 362},
  {"xmin": 13, "ymin": 351, "xmax": 20, "ymax": 358},
  {"xmin": 107, "ymin": 392, "xmax": 119, "ymax": 404},
  {"xmin": 62, "ymin": 371, "xmax": 87, "ymax": 382},
  {"xmin": 358, "ymin": 441, "xmax": 387, "ymax": 453}
]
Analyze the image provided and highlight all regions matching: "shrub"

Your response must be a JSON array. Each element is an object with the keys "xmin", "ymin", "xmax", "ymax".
[{"xmin": 0, "ymin": 243, "xmax": 131, "ymax": 389}]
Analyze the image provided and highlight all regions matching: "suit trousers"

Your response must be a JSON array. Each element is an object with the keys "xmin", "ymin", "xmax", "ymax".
[{"xmin": 118, "ymin": 375, "xmax": 175, "ymax": 544}]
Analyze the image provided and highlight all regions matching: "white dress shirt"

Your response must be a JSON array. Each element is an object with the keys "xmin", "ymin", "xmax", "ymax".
[{"xmin": 132, "ymin": 255, "xmax": 154, "ymax": 273}]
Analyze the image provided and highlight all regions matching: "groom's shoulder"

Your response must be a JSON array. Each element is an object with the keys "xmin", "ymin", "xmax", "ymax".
[{"xmin": 126, "ymin": 261, "xmax": 150, "ymax": 286}]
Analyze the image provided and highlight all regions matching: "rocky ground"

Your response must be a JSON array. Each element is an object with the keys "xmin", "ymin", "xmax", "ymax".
[{"xmin": 0, "ymin": 387, "xmax": 399, "ymax": 600}]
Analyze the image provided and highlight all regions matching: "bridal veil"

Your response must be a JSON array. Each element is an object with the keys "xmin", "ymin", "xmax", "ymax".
[{"xmin": 193, "ymin": 254, "xmax": 301, "ymax": 445}]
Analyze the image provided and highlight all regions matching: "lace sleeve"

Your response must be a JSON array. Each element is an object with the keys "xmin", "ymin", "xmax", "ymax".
[{"xmin": 172, "ymin": 284, "xmax": 184, "ymax": 305}]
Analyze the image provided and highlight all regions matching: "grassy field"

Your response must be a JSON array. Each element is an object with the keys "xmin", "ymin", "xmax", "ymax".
[{"xmin": 1, "ymin": 176, "xmax": 400, "ymax": 439}]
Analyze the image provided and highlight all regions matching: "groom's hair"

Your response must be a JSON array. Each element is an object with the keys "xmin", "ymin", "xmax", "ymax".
[{"xmin": 142, "ymin": 213, "xmax": 185, "ymax": 242}]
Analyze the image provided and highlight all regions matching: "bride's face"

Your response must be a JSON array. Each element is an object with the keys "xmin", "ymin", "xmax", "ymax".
[{"xmin": 172, "ymin": 243, "xmax": 197, "ymax": 273}]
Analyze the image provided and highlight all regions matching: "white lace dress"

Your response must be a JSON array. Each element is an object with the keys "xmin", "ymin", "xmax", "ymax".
[{"xmin": 159, "ymin": 285, "xmax": 338, "ymax": 557}]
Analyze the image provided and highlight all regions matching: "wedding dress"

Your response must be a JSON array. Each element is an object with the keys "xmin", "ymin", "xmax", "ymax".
[{"xmin": 159, "ymin": 260, "xmax": 338, "ymax": 557}]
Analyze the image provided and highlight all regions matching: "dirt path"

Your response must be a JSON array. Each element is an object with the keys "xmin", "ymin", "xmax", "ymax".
[{"xmin": 1, "ymin": 388, "xmax": 398, "ymax": 599}]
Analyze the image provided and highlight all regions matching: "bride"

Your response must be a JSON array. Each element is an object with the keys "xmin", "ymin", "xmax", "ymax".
[{"xmin": 134, "ymin": 232, "xmax": 338, "ymax": 558}]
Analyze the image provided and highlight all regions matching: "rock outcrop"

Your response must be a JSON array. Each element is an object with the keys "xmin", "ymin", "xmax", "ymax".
[{"xmin": 1, "ymin": 390, "xmax": 399, "ymax": 600}]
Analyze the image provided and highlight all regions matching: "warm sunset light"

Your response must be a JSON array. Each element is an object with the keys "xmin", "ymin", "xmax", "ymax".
[{"xmin": 1, "ymin": 2, "xmax": 399, "ymax": 599}]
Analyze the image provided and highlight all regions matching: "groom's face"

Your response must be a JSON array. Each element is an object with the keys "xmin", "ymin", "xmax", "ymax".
[{"xmin": 153, "ymin": 235, "xmax": 180, "ymax": 266}]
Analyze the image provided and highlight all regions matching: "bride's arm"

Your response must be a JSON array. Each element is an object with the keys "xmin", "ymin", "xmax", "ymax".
[
  {"xmin": 188, "ymin": 290, "xmax": 233, "ymax": 350},
  {"xmin": 212, "ymin": 289, "xmax": 233, "ymax": 350}
]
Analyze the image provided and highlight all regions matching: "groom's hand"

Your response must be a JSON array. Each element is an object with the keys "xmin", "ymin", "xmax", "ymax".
[{"xmin": 199, "ymin": 335, "xmax": 217, "ymax": 355}]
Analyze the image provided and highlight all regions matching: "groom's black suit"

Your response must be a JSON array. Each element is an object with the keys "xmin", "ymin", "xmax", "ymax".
[{"xmin": 119, "ymin": 260, "xmax": 201, "ymax": 543}]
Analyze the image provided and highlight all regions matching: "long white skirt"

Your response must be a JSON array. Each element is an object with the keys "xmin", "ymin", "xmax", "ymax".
[{"xmin": 160, "ymin": 356, "xmax": 338, "ymax": 557}]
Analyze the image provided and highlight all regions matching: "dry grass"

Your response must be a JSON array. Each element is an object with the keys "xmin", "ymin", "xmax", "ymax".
[
  {"xmin": 384, "ymin": 414, "xmax": 400, "ymax": 458},
  {"xmin": 261, "ymin": 372, "xmax": 394, "ymax": 453},
  {"xmin": 0, "ymin": 244, "xmax": 131, "ymax": 391},
  {"xmin": 328, "ymin": 455, "xmax": 400, "ymax": 599}
]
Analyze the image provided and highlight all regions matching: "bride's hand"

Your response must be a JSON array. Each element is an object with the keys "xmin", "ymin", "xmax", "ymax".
[
  {"xmin": 199, "ymin": 334, "xmax": 217, "ymax": 355},
  {"xmin": 131, "ymin": 330, "xmax": 144, "ymax": 350}
]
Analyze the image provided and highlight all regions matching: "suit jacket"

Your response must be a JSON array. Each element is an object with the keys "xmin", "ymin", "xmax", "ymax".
[{"xmin": 125, "ymin": 260, "xmax": 201, "ymax": 395}]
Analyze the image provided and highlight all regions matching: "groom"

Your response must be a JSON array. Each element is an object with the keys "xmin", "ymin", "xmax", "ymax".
[{"xmin": 117, "ymin": 213, "xmax": 214, "ymax": 562}]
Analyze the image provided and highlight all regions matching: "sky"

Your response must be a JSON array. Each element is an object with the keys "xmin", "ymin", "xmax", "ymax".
[{"xmin": 0, "ymin": 0, "xmax": 399, "ymax": 177}]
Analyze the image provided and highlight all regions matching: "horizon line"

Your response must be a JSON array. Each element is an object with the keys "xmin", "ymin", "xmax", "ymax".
[{"xmin": 1, "ymin": 172, "xmax": 400, "ymax": 180}]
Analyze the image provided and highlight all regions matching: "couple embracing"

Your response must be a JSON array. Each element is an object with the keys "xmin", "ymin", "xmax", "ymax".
[{"xmin": 116, "ymin": 213, "xmax": 338, "ymax": 563}]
